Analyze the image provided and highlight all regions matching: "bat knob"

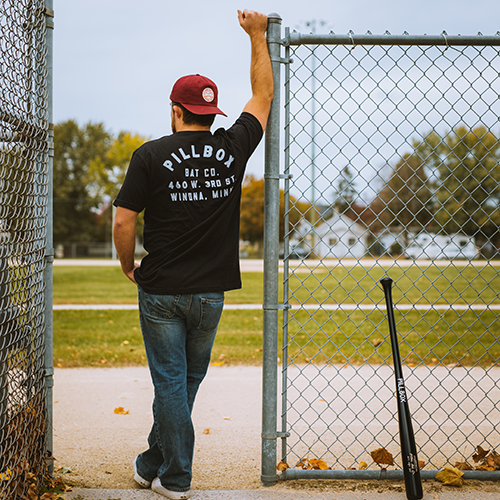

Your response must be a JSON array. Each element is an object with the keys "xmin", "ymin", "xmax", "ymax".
[{"xmin": 380, "ymin": 276, "xmax": 393, "ymax": 289}]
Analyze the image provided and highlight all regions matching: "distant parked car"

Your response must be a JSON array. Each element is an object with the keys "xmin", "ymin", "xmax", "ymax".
[{"xmin": 279, "ymin": 246, "xmax": 310, "ymax": 260}]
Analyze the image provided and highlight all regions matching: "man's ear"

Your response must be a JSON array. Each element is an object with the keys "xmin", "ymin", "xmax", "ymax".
[{"xmin": 172, "ymin": 104, "xmax": 183, "ymax": 121}]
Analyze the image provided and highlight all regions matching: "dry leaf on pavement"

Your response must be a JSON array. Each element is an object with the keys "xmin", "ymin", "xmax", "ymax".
[
  {"xmin": 454, "ymin": 461, "xmax": 473, "ymax": 471},
  {"xmin": 371, "ymin": 447, "xmax": 394, "ymax": 466},
  {"xmin": 472, "ymin": 445, "xmax": 489, "ymax": 463},
  {"xmin": 435, "ymin": 466, "xmax": 464, "ymax": 487},
  {"xmin": 485, "ymin": 451, "xmax": 500, "ymax": 470},
  {"xmin": 309, "ymin": 458, "xmax": 330, "ymax": 470},
  {"xmin": 114, "ymin": 407, "xmax": 129, "ymax": 415},
  {"xmin": 277, "ymin": 461, "xmax": 289, "ymax": 472}
]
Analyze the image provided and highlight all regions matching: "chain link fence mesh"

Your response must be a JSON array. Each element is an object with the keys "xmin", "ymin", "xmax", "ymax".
[
  {"xmin": 279, "ymin": 31, "xmax": 500, "ymax": 474},
  {"xmin": 0, "ymin": 0, "xmax": 49, "ymax": 497}
]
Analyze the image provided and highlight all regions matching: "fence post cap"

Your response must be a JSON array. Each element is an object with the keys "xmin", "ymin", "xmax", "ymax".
[{"xmin": 267, "ymin": 12, "xmax": 282, "ymax": 21}]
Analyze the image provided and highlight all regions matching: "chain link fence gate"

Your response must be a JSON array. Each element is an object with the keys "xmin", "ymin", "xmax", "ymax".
[
  {"xmin": 262, "ymin": 14, "xmax": 500, "ymax": 485},
  {"xmin": 0, "ymin": 0, "xmax": 53, "ymax": 497}
]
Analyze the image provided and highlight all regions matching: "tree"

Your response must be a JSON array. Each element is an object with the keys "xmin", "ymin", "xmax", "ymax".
[
  {"xmin": 414, "ymin": 126, "xmax": 500, "ymax": 244},
  {"xmin": 240, "ymin": 175, "xmax": 265, "ymax": 246},
  {"xmin": 332, "ymin": 165, "xmax": 356, "ymax": 214},
  {"xmin": 53, "ymin": 120, "xmax": 148, "ymax": 244},
  {"xmin": 240, "ymin": 175, "xmax": 308, "ymax": 247},
  {"xmin": 373, "ymin": 152, "xmax": 434, "ymax": 245},
  {"xmin": 53, "ymin": 121, "xmax": 112, "ymax": 243}
]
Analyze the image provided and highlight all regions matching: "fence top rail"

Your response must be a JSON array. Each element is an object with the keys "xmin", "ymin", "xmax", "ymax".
[{"xmin": 285, "ymin": 31, "xmax": 500, "ymax": 47}]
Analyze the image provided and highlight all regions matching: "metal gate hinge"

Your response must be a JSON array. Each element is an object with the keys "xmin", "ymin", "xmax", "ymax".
[
  {"xmin": 45, "ymin": 247, "xmax": 55, "ymax": 263},
  {"xmin": 263, "ymin": 304, "xmax": 292, "ymax": 311},
  {"xmin": 270, "ymin": 56, "xmax": 293, "ymax": 65},
  {"xmin": 262, "ymin": 431, "xmax": 290, "ymax": 439},
  {"xmin": 276, "ymin": 432, "xmax": 290, "ymax": 438},
  {"xmin": 264, "ymin": 173, "xmax": 293, "ymax": 180}
]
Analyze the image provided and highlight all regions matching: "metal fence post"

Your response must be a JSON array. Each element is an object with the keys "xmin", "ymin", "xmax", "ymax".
[
  {"xmin": 44, "ymin": 0, "xmax": 54, "ymax": 472},
  {"xmin": 261, "ymin": 12, "xmax": 282, "ymax": 487}
]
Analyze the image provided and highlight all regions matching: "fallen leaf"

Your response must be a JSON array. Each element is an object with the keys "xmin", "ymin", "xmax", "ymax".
[
  {"xmin": 454, "ymin": 461, "xmax": 473, "ymax": 471},
  {"xmin": 55, "ymin": 466, "xmax": 73, "ymax": 474},
  {"xmin": 295, "ymin": 458, "xmax": 307, "ymax": 469},
  {"xmin": 475, "ymin": 464, "xmax": 496, "ymax": 471},
  {"xmin": 211, "ymin": 361, "xmax": 225, "ymax": 366},
  {"xmin": 473, "ymin": 445, "xmax": 490, "ymax": 463},
  {"xmin": 223, "ymin": 416, "xmax": 231, "ymax": 420},
  {"xmin": 372, "ymin": 338, "xmax": 383, "ymax": 347},
  {"xmin": 114, "ymin": 407, "xmax": 129, "ymax": 415},
  {"xmin": 435, "ymin": 466, "xmax": 464, "ymax": 487},
  {"xmin": 0, "ymin": 468, "xmax": 12, "ymax": 481},
  {"xmin": 203, "ymin": 428, "xmax": 210, "ymax": 435},
  {"xmin": 40, "ymin": 493, "xmax": 57, "ymax": 500},
  {"xmin": 418, "ymin": 460, "xmax": 426, "ymax": 469},
  {"xmin": 309, "ymin": 458, "xmax": 330, "ymax": 470},
  {"xmin": 371, "ymin": 447, "xmax": 394, "ymax": 466},
  {"xmin": 277, "ymin": 461, "xmax": 289, "ymax": 472},
  {"xmin": 485, "ymin": 451, "xmax": 500, "ymax": 470},
  {"xmin": 359, "ymin": 461, "xmax": 368, "ymax": 470}
]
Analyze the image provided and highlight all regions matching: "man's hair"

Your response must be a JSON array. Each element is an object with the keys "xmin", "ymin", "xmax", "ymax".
[{"xmin": 172, "ymin": 102, "xmax": 216, "ymax": 128}]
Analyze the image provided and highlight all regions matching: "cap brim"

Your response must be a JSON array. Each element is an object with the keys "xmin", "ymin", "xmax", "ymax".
[{"xmin": 182, "ymin": 103, "xmax": 227, "ymax": 117}]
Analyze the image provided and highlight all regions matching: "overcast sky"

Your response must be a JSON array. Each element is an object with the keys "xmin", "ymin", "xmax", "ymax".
[{"xmin": 53, "ymin": 0, "xmax": 500, "ymax": 179}]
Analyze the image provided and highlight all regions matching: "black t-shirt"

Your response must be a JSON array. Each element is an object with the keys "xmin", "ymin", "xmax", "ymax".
[{"xmin": 113, "ymin": 112, "xmax": 263, "ymax": 294}]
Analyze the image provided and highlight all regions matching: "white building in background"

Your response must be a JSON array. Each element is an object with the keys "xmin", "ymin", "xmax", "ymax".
[{"xmin": 308, "ymin": 212, "xmax": 368, "ymax": 259}]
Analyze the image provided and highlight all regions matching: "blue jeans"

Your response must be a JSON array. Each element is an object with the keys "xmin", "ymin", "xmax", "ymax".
[{"xmin": 135, "ymin": 288, "xmax": 224, "ymax": 492}]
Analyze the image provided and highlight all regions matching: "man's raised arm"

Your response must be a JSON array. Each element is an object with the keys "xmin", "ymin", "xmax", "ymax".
[{"xmin": 238, "ymin": 9, "xmax": 274, "ymax": 131}]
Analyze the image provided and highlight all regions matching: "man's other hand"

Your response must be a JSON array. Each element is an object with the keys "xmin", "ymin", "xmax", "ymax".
[{"xmin": 238, "ymin": 9, "xmax": 268, "ymax": 37}]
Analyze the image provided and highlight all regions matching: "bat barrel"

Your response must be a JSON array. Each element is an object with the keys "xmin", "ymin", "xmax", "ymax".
[{"xmin": 380, "ymin": 276, "xmax": 403, "ymax": 378}]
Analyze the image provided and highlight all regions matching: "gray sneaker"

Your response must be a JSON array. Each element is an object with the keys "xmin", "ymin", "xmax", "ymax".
[
  {"xmin": 151, "ymin": 477, "xmax": 190, "ymax": 499},
  {"xmin": 133, "ymin": 457, "xmax": 151, "ymax": 488}
]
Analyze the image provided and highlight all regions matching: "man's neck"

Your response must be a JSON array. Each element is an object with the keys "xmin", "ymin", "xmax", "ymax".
[{"xmin": 175, "ymin": 123, "xmax": 211, "ymax": 133}]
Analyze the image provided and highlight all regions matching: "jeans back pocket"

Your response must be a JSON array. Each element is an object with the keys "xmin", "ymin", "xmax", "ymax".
[{"xmin": 197, "ymin": 293, "xmax": 224, "ymax": 333}]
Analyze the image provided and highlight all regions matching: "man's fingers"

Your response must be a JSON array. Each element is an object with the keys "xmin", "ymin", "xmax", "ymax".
[{"xmin": 238, "ymin": 9, "xmax": 267, "ymax": 33}]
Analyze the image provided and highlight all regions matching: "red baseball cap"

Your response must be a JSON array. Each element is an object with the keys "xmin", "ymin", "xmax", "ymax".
[{"xmin": 170, "ymin": 74, "xmax": 227, "ymax": 117}]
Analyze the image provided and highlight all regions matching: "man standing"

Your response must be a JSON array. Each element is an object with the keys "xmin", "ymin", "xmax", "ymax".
[{"xmin": 112, "ymin": 9, "xmax": 273, "ymax": 500}]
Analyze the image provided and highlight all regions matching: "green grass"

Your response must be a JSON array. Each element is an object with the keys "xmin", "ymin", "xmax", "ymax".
[
  {"xmin": 53, "ymin": 264, "xmax": 500, "ymax": 305},
  {"xmin": 284, "ymin": 309, "xmax": 500, "ymax": 367},
  {"xmin": 52, "ymin": 264, "xmax": 500, "ymax": 367},
  {"xmin": 53, "ymin": 308, "xmax": 500, "ymax": 368},
  {"xmin": 286, "ymin": 265, "xmax": 500, "ymax": 305},
  {"xmin": 53, "ymin": 309, "xmax": 265, "ymax": 368},
  {"xmin": 53, "ymin": 267, "xmax": 266, "ymax": 304}
]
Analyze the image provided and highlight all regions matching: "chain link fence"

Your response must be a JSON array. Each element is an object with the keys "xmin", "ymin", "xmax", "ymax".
[
  {"xmin": 262, "ymin": 19, "xmax": 500, "ymax": 482},
  {"xmin": 0, "ymin": 0, "xmax": 50, "ymax": 497}
]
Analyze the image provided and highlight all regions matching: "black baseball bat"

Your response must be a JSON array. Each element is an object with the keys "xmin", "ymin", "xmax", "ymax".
[{"xmin": 380, "ymin": 276, "xmax": 423, "ymax": 500}]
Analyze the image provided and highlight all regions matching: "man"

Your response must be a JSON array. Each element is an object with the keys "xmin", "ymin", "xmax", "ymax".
[{"xmin": 112, "ymin": 9, "xmax": 273, "ymax": 500}]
